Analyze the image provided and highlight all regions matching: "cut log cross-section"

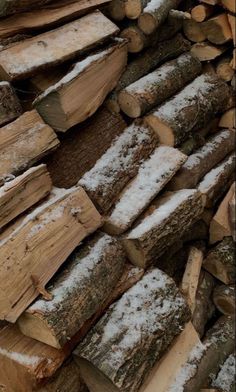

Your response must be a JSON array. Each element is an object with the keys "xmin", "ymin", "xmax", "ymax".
[
  {"xmin": 18, "ymin": 233, "xmax": 126, "ymax": 348},
  {"xmin": 191, "ymin": 42, "xmax": 229, "ymax": 61},
  {"xmin": 0, "ymin": 186, "xmax": 101, "ymax": 322},
  {"xmin": 118, "ymin": 52, "xmax": 202, "ymax": 118},
  {"xmin": 219, "ymin": 108, "xmax": 236, "ymax": 128},
  {"xmin": 183, "ymin": 19, "xmax": 206, "ymax": 42},
  {"xmin": 191, "ymin": 4, "xmax": 214, "ymax": 22},
  {"xmin": 0, "ymin": 110, "xmax": 59, "ymax": 181},
  {"xmin": 123, "ymin": 189, "xmax": 204, "ymax": 268},
  {"xmin": 0, "ymin": 81, "xmax": 22, "ymax": 126},
  {"xmin": 34, "ymin": 40, "xmax": 128, "ymax": 132},
  {"xmin": 145, "ymin": 73, "xmax": 230, "ymax": 146},
  {"xmin": 201, "ymin": 13, "xmax": 233, "ymax": 45},
  {"xmin": 103, "ymin": 146, "xmax": 187, "ymax": 235},
  {"xmin": 0, "ymin": 11, "xmax": 119, "ymax": 81},
  {"xmin": 213, "ymin": 284, "xmax": 235, "ymax": 316},
  {"xmin": 0, "ymin": 164, "xmax": 52, "ymax": 230},
  {"xmin": 74, "ymin": 268, "xmax": 191, "ymax": 392},
  {"xmin": 216, "ymin": 56, "xmax": 234, "ymax": 82}
]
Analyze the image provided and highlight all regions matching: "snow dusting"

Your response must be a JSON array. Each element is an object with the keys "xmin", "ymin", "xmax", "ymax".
[
  {"xmin": 0, "ymin": 347, "xmax": 49, "ymax": 368},
  {"xmin": 212, "ymin": 354, "xmax": 235, "ymax": 392}
]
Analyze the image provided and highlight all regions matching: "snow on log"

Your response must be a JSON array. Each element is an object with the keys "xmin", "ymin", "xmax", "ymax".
[{"xmin": 211, "ymin": 354, "xmax": 236, "ymax": 392}]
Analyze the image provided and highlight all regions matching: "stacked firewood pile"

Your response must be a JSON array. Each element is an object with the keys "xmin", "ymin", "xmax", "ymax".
[{"xmin": 0, "ymin": 0, "xmax": 235, "ymax": 391}]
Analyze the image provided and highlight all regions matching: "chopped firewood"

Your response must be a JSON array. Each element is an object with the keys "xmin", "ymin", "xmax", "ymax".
[
  {"xmin": 118, "ymin": 52, "xmax": 201, "ymax": 118},
  {"xmin": 0, "ymin": 81, "xmax": 22, "ymax": 126},
  {"xmin": 123, "ymin": 189, "xmax": 204, "ymax": 268},
  {"xmin": 213, "ymin": 284, "xmax": 235, "ymax": 316},
  {"xmin": 200, "ymin": 0, "xmax": 219, "ymax": 4},
  {"xmin": 191, "ymin": 4, "xmax": 214, "ymax": 22},
  {"xmin": 18, "ymin": 233, "xmax": 126, "ymax": 348},
  {"xmin": 0, "ymin": 0, "xmax": 54, "ymax": 16},
  {"xmin": 34, "ymin": 40, "xmax": 128, "ymax": 132},
  {"xmin": 216, "ymin": 55, "xmax": 234, "ymax": 82},
  {"xmin": 0, "ymin": 11, "xmax": 119, "ymax": 81},
  {"xmin": 231, "ymin": 48, "xmax": 236, "ymax": 70},
  {"xmin": 0, "ymin": 186, "xmax": 101, "ymax": 322},
  {"xmin": 201, "ymin": 13, "xmax": 233, "ymax": 45},
  {"xmin": 221, "ymin": 0, "xmax": 235, "ymax": 13},
  {"xmin": 179, "ymin": 133, "xmax": 206, "ymax": 156},
  {"xmin": 29, "ymin": 65, "xmax": 68, "ymax": 94},
  {"xmin": 203, "ymin": 237, "xmax": 235, "ymax": 285},
  {"xmin": 229, "ymin": 189, "xmax": 235, "ymax": 241},
  {"xmin": 124, "ymin": 0, "xmax": 149, "ymax": 19},
  {"xmin": 183, "ymin": 19, "xmax": 206, "ymax": 42},
  {"xmin": 168, "ymin": 129, "xmax": 235, "ymax": 189},
  {"xmin": 103, "ymin": 146, "xmax": 187, "ymax": 235},
  {"xmin": 209, "ymin": 182, "xmax": 235, "ymax": 243},
  {"xmin": 108, "ymin": 0, "xmax": 126, "ymax": 21},
  {"xmin": 181, "ymin": 247, "xmax": 203, "ymax": 313},
  {"xmin": 198, "ymin": 154, "xmax": 235, "ymax": 208},
  {"xmin": 145, "ymin": 73, "xmax": 230, "ymax": 146},
  {"xmin": 0, "ymin": 164, "xmax": 52, "ymax": 230},
  {"xmin": 192, "ymin": 271, "xmax": 215, "ymax": 337},
  {"xmin": 74, "ymin": 268, "xmax": 191, "ymax": 392},
  {"xmin": 120, "ymin": 23, "xmax": 151, "ymax": 53},
  {"xmin": 219, "ymin": 108, "xmax": 235, "ymax": 128},
  {"xmin": 211, "ymin": 354, "xmax": 236, "ymax": 392},
  {"xmin": 78, "ymin": 121, "xmax": 158, "ymax": 213},
  {"xmin": 0, "ymin": 110, "xmax": 59, "ymax": 179},
  {"xmin": 169, "ymin": 9, "xmax": 191, "ymax": 19},
  {"xmin": 191, "ymin": 42, "xmax": 229, "ymax": 61},
  {"xmin": 227, "ymin": 14, "xmax": 235, "ymax": 45}
]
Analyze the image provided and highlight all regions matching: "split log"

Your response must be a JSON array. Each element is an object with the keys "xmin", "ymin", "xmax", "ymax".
[
  {"xmin": 34, "ymin": 40, "xmax": 127, "ymax": 132},
  {"xmin": 198, "ymin": 153, "xmax": 235, "ymax": 208},
  {"xmin": 74, "ymin": 268, "xmax": 191, "ymax": 392},
  {"xmin": 191, "ymin": 42, "xmax": 229, "ymax": 61},
  {"xmin": 227, "ymin": 14, "xmax": 235, "ymax": 45},
  {"xmin": 0, "ymin": 186, "xmax": 101, "ymax": 322},
  {"xmin": 0, "ymin": 81, "xmax": 22, "ymax": 127},
  {"xmin": 123, "ymin": 189, "xmax": 204, "ymax": 268},
  {"xmin": 144, "ymin": 73, "xmax": 230, "ymax": 146},
  {"xmin": 138, "ymin": 0, "xmax": 180, "ymax": 35},
  {"xmin": 191, "ymin": 4, "xmax": 214, "ymax": 22},
  {"xmin": 103, "ymin": 146, "xmax": 187, "ymax": 235},
  {"xmin": 221, "ymin": 0, "xmax": 235, "ymax": 13},
  {"xmin": 108, "ymin": 0, "xmax": 126, "ymax": 21},
  {"xmin": 0, "ymin": 0, "xmax": 54, "ymax": 16},
  {"xmin": 78, "ymin": 121, "xmax": 158, "ymax": 213},
  {"xmin": 0, "ymin": 0, "xmax": 111, "ymax": 39},
  {"xmin": 183, "ymin": 19, "xmax": 206, "ymax": 42},
  {"xmin": 18, "ymin": 233, "xmax": 126, "ymax": 348},
  {"xmin": 213, "ymin": 284, "xmax": 235, "ymax": 316},
  {"xmin": 216, "ymin": 56, "xmax": 234, "ymax": 82},
  {"xmin": 192, "ymin": 271, "xmax": 215, "ymax": 337},
  {"xmin": 0, "ymin": 110, "xmax": 59, "ymax": 180},
  {"xmin": 209, "ymin": 182, "xmax": 235, "ymax": 243},
  {"xmin": 0, "ymin": 164, "xmax": 52, "ymax": 230},
  {"xmin": 203, "ymin": 237, "xmax": 235, "ymax": 285},
  {"xmin": 180, "ymin": 247, "xmax": 203, "ymax": 313},
  {"xmin": 0, "ymin": 11, "xmax": 119, "ymax": 81},
  {"xmin": 118, "ymin": 52, "xmax": 202, "ymax": 118},
  {"xmin": 29, "ymin": 65, "xmax": 68, "ymax": 94},
  {"xmin": 168, "ymin": 129, "xmax": 235, "ymax": 189},
  {"xmin": 201, "ymin": 13, "xmax": 233, "ymax": 44},
  {"xmin": 219, "ymin": 108, "xmax": 235, "ymax": 128},
  {"xmin": 211, "ymin": 354, "xmax": 236, "ymax": 392}
]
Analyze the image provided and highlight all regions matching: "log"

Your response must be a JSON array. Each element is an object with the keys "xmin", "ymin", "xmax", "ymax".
[
  {"xmin": 168, "ymin": 129, "xmax": 235, "ymax": 189},
  {"xmin": 191, "ymin": 42, "xmax": 229, "ymax": 61},
  {"xmin": 221, "ymin": 0, "xmax": 235, "ymax": 13},
  {"xmin": 191, "ymin": 4, "xmax": 214, "ymax": 22},
  {"xmin": 103, "ymin": 146, "xmax": 187, "ymax": 235},
  {"xmin": 0, "ymin": 110, "xmax": 59, "ymax": 180},
  {"xmin": 0, "ymin": 0, "xmax": 54, "ymax": 16},
  {"xmin": 0, "ymin": 81, "xmax": 22, "ymax": 127},
  {"xmin": 46, "ymin": 107, "xmax": 126, "ymax": 188},
  {"xmin": 78, "ymin": 121, "xmax": 158, "ymax": 213},
  {"xmin": 0, "ymin": 11, "xmax": 119, "ymax": 81},
  {"xmin": 227, "ymin": 14, "xmax": 235, "ymax": 45},
  {"xmin": 201, "ymin": 13, "xmax": 233, "ymax": 44},
  {"xmin": 209, "ymin": 182, "xmax": 235, "ymax": 243},
  {"xmin": 118, "ymin": 52, "xmax": 202, "ymax": 118},
  {"xmin": 123, "ymin": 189, "xmax": 204, "ymax": 268},
  {"xmin": 211, "ymin": 354, "xmax": 236, "ymax": 392},
  {"xmin": 198, "ymin": 154, "xmax": 235, "ymax": 208},
  {"xmin": 229, "ymin": 189, "xmax": 235, "ymax": 241},
  {"xmin": 192, "ymin": 271, "xmax": 215, "ymax": 337},
  {"xmin": 138, "ymin": 0, "xmax": 180, "ymax": 35},
  {"xmin": 203, "ymin": 237, "xmax": 235, "ymax": 285},
  {"xmin": 216, "ymin": 56, "xmax": 234, "ymax": 82},
  {"xmin": 144, "ymin": 73, "xmax": 230, "ymax": 146},
  {"xmin": 0, "ymin": 186, "xmax": 101, "ymax": 322},
  {"xmin": 108, "ymin": 0, "xmax": 126, "ymax": 21},
  {"xmin": 0, "ymin": 164, "xmax": 52, "ymax": 230},
  {"xmin": 18, "ymin": 233, "xmax": 126, "ymax": 348},
  {"xmin": 34, "ymin": 40, "xmax": 128, "ymax": 132},
  {"xmin": 74, "ymin": 268, "xmax": 191, "ymax": 392},
  {"xmin": 120, "ymin": 23, "xmax": 151, "ymax": 53},
  {"xmin": 219, "ymin": 108, "xmax": 235, "ymax": 128},
  {"xmin": 124, "ymin": 0, "xmax": 149, "ymax": 19},
  {"xmin": 183, "ymin": 19, "xmax": 206, "ymax": 42},
  {"xmin": 30, "ymin": 65, "xmax": 68, "ymax": 94},
  {"xmin": 213, "ymin": 284, "xmax": 235, "ymax": 316},
  {"xmin": 200, "ymin": 0, "xmax": 219, "ymax": 4}
]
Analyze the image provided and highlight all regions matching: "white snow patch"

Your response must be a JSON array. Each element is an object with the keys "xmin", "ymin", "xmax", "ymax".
[
  {"xmin": 212, "ymin": 354, "xmax": 235, "ymax": 392},
  {"xmin": 0, "ymin": 347, "xmax": 51, "ymax": 368}
]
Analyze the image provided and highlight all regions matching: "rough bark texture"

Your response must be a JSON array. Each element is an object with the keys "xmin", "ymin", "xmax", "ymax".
[
  {"xmin": 211, "ymin": 354, "xmax": 236, "ymax": 392},
  {"xmin": 123, "ymin": 189, "xmax": 204, "ymax": 268},
  {"xmin": 118, "ymin": 53, "xmax": 201, "ymax": 118},
  {"xmin": 0, "ymin": 81, "xmax": 22, "ymax": 126},
  {"xmin": 213, "ymin": 284, "xmax": 235, "ymax": 316},
  {"xmin": 75, "ymin": 269, "xmax": 191, "ymax": 392}
]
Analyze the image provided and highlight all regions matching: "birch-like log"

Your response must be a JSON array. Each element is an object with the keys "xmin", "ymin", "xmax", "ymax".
[{"xmin": 213, "ymin": 284, "xmax": 235, "ymax": 316}]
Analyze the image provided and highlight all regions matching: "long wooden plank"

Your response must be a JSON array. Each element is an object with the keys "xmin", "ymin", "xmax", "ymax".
[{"xmin": 0, "ymin": 11, "xmax": 119, "ymax": 81}]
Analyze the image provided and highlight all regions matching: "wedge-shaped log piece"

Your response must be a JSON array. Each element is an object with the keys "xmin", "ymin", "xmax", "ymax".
[
  {"xmin": 0, "ymin": 0, "xmax": 54, "ymax": 16},
  {"xmin": 221, "ymin": 0, "xmax": 235, "ymax": 12},
  {"xmin": 213, "ymin": 284, "xmax": 235, "ymax": 316},
  {"xmin": 118, "ymin": 52, "xmax": 201, "ymax": 118},
  {"xmin": 18, "ymin": 233, "xmax": 126, "ymax": 348},
  {"xmin": 0, "ymin": 110, "xmax": 59, "ymax": 180},
  {"xmin": 103, "ymin": 146, "xmax": 187, "ymax": 235},
  {"xmin": 145, "ymin": 73, "xmax": 230, "ymax": 146},
  {"xmin": 219, "ymin": 108, "xmax": 236, "ymax": 128},
  {"xmin": 0, "ymin": 164, "xmax": 52, "ymax": 230},
  {"xmin": 191, "ymin": 42, "xmax": 229, "ymax": 61},
  {"xmin": 198, "ymin": 154, "xmax": 235, "ymax": 208},
  {"xmin": 0, "ymin": 81, "xmax": 22, "ymax": 126},
  {"xmin": 0, "ymin": 186, "xmax": 101, "ymax": 322},
  {"xmin": 34, "ymin": 40, "xmax": 127, "ymax": 132},
  {"xmin": 123, "ymin": 189, "xmax": 204, "ymax": 268},
  {"xmin": 201, "ymin": 13, "xmax": 233, "ymax": 45},
  {"xmin": 79, "ymin": 122, "xmax": 158, "ymax": 213},
  {"xmin": 169, "ymin": 129, "xmax": 235, "ymax": 189},
  {"xmin": 74, "ymin": 268, "xmax": 191, "ymax": 392},
  {"xmin": 204, "ymin": 237, "xmax": 235, "ymax": 285},
  {"xmin": 0, "ymin": 11, "xmax": 119, "ymax": 81}
]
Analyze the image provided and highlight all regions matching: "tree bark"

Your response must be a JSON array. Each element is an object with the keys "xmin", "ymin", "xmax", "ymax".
[
  {"xmin": 219, "ymin": 108, "xmax": 235, "ymax": 128},
  {"xmin": 0, "ymin": 0, "xmax": 54, "ymax": 16},
  {"xmin": 145, "ymin": 73, "xmax": 230, "ymax": 146},
  {"xmin": 211, "ymin": 354, "xmax": 236, "ymax": 392},
  {"xmin": 201, "ymin": 13, "xmax": 233, "ymax": 45},
  {"xmin": 118, "ymin": 53, "xmax": 201, "ymax": 118},
  {"xmin": 123, "ymin": 189, "xmax": 204, "ymax": 268},
  {"xmin": 74, "ymin": 268, "xmax": 191, "ymax": 392},
  {"xmin": 213, "ymin": 284, "xmax": 235, "ymax": 316},
  {"xmin": 0, "ymin": 81, "xmax": 22, "ymax": 126}
]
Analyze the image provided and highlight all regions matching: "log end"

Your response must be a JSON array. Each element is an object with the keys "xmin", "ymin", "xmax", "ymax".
[
  {"xmin": 118, "ymin": 90, "xmax": 141, "ymax": 118},
  {"xmin": 122, "ymin": 238, "xmax": 146, "ymax": 268},
  {"xmin": 125, "ymin": 0, "xmax": 142, "ymax": 19},
  {"xmin": 138, "ymin": 13, "xmax": 157, "ymax": 35},
  {"xmin": 144, "ymin": 115, "xmax": 175, "ymax": 146},
  {"xmin": 120, "ymin": 27, "xmax": 144, "ymax": 53}
]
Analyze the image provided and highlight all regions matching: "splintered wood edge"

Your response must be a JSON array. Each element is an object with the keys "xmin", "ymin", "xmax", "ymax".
[{"xmin": 144, "ymin": 115, "xmax": 175, "ymax": 146}]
